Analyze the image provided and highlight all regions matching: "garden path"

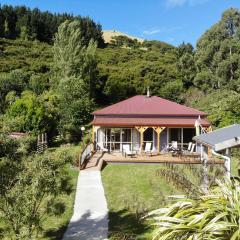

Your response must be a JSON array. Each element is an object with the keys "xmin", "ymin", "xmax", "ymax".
[{"xmin": 62, "ymin": 170, "xmax": 108, "ymax": 240}]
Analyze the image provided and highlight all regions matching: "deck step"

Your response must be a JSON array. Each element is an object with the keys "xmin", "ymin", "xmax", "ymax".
[{"xmin": 81, "ymin": 152, "xmax": 104, "ymax": 171}]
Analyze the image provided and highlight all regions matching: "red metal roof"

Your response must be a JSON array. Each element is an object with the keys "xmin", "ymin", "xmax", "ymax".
[
  {"xmin": 92, "ymin": 116, "xmax": 210, "ymax": 127},
  {"xmin": 9, "ymin": 132, "xmax": 27, "ymax": 139},
  {"xmin": 92, "ymin": 95, "xmax": 207, "ymax": 117}
]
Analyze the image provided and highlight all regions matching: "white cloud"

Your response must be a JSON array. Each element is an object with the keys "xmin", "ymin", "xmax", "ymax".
[
  {"xmin": 142, "ymin": 26, "xmax": 183, "ymax": 36},
  {"xmin": 143, "ymin": 29, "xmax": 161, "ymax": 35},
  {"xmin": 166, "ymin": 0, "xmax": 208, "ymax": 7}
]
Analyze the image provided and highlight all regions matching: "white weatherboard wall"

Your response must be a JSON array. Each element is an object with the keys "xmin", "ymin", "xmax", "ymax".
[
  {"xmin": 132, "ymin": 128, "xmax": 140, "ymax": 151},
  {"xmin": 98, "ymin": 128, "xmax": 105, "ymax": 144}
]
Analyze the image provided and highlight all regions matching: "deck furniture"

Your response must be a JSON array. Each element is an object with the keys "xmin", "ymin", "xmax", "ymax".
[
  {"xmin": 167, "ymin": 141, "xmax": 182, "ymax": 156},
  {"xmin": 181, "ymin": 143, "xmax": 200, "ymax": 159},
  {"xmin": 144, "ymin": 142, "xmax": 152, "ymax": 154},
  {"xmin": 184, "ymin": 142, "xmax": 192, "ymax": 151},
  {"xmin": 122, "ymin": 144, "xmax": 137, "ymax": 158}
]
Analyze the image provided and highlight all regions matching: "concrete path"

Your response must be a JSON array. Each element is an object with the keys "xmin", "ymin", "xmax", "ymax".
[{"xmin": 62, "ymin": 171, "xmax": 108, "ymax": 240}]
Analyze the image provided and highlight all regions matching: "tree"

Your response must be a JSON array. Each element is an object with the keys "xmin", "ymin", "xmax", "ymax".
[
  {"xmin": 177, "ymin": 43, "xmax": 196, "ymax": 88},
  {"xmin": 194, "ymin": 8, "xmax": 240, "ymax": 91},
  {"xmin": 53, "ymin": 20, "xmax": 97, "ymax": 136},
  {"xmin": 2, "ymin": 5, "xmax": 17, "ymax": 38},
  {"xmin": 0, "ymin": 135, "xmax": 73, "ymax": 239},
  {"xmin": 5, "ymin": 90, "xmax": 58, "ymax": 134},
  {"xmin": 149, "ymin": 179, "xmax": 240, "ymax": 240}
]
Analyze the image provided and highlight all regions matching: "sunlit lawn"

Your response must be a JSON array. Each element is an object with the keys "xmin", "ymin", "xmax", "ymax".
[
  {"xmin": 101, "ymin": 160, "xmax": 232, "ymax": 240},
  {"xmin": 101, "ymin": 164, "xmax": 181, "ymax": 239}
]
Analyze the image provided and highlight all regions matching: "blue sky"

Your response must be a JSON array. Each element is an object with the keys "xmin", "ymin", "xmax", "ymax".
[{"xmin": 1, "ymin": 0, "xmax": 240, "ymax": 46}]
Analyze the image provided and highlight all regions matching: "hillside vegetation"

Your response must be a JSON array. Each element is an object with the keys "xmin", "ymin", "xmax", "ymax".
[
  {"xmin": 1, "ymin": 4, "xmax": 240, "ymax": 240},
  {"xmin": 0, "ymin": 6, "xmax": 240, "ymax": 138}
]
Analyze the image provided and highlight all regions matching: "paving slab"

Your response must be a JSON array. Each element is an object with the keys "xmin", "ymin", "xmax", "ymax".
[{"xmin": 62, "ymin": 171, "xmax": 108, "ymax": 240}]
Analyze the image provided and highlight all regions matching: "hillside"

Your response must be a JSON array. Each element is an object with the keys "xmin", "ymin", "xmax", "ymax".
[
  {"xmin": 1, "ymin": 7, "xmax": 240, "ymax": 136},
  {"xmin": 103, "ymin": 30, "xmax": 144, "ymax": 43}
]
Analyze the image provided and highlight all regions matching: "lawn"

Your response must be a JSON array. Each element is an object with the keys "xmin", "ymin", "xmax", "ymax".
[
  {"xmin": 101, "ymin": 162, "xmax": 229, "ymax": 240},
  {"xmin": 101, "ymin": 164, "xmax": 182, "ymax": 239}
]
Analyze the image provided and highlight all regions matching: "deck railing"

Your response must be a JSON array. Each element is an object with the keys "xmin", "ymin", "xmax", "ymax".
[{"xmin": 79, "ymin": 142, "xmax": 95, "ymax": 169}]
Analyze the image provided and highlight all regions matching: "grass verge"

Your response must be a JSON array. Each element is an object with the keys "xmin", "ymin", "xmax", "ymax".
[{"xmin": 101, "ymin": 164, "xmax": 181, "ymax": 239}]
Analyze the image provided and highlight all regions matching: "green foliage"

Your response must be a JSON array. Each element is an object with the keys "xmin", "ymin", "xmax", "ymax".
[
  {"xmin": 5, "ymin": 90, "xmax": 58, "ymax": 134},
  {"xmin": 177, "ymin": 42, "xmax": 196, "ymax": 88},
  {"xmin": 0, "ymin": 4, "xmax": 104, "ymax": 45},
  {"xmin": 97, "ymin": 45, "xmax": 181, "ymax": 104},
  {"xmin": 53, "ymin": 20, "xmax": 97, "ymax": 136},
  {"xmin": 194, "ymin": 8, "xmax": 240, "ymax": 91},
  {"xmin": 149, "ymin": 179, "xmax": 240, "ymax": 240},
  {"xmin": 189, "ymin": 90, "xmax": 240, "ymax": 127},
  {"xmin": 1, "ymin": 5, "xmax": 240, "ymax": 139},
  {"xmin": 110, "ymin": 35, "xmax": 140, "ymax": 48},
  {"xmin": 0, "ymin": 142, "xmax": 73, "ymax": 239}
]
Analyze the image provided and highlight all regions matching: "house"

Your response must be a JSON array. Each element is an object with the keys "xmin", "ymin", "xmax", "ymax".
[
  {"xmin": 92, "ymin": 94, "xmax": 211, "ymax": 153},
  {"xmin": 194, "ymin": 124, "xmax": 240, "ymax": 178}
]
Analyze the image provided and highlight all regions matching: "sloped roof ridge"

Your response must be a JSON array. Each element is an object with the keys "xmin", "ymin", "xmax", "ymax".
[{"xmin": 92, "ymin": 95, "xmax": 207, "ymax": 116}]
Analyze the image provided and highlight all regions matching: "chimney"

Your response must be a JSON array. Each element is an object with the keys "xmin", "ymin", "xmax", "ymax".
[{"xmin": 147, "ymin": 87, "xmax": 151, "ymax": 98}]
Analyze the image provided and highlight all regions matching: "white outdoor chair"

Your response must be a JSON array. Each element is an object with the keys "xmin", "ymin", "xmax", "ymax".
[
  {"xmin": 144, "ymin": 142, "xmax": 152, "ymax": 154},
  {"xmin": 187, "ymin": 142, "xmax": 193, "ymax": 151},
  {"xmin": 97, "ymin": 142, "xmax": 108, "ymax": 153},
  {"xmin": 122, "ymin": 144, "xmax": 136, "ymax": 157},
  {"xmin": 190, "ymin": 143, "xmax": 195, "ymax": 153},
  {"xmin": 182, "ymin": 143, "xmax": 199, "ymax": 158},
  {"xmin": 182, "ymin": 142, "xmax": 195, "ymax": 154},
  {"xmin": 167, "ymin": 141, "xmax": 180, "ymax": 152}
]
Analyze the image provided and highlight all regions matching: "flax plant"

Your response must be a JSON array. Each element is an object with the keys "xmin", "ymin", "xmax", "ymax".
[{"xmin": 148, "ymin": 179, "xmax": 240, "ymax": 240}]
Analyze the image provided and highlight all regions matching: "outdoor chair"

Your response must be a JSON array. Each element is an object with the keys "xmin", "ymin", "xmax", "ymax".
[
  {"xmin": 97, "ymin": 142, "xmax": 108, "ymax": 153},
  {"xmin": 122, "ymin": 144, "xmax": 137, "ymax": 158},
  {"xmin": 167, "ymin": 141, "xmax": 182, "ymax": 157},
  {"xmin": 186, "ymin": 142, "xmax": 193, "ymax": 151},
  {"xmin": 167, "ymin": 141, "xmax": 180, "ymax": 152},
  {"xmin": 144, "ymin": 142, "xmax": 158, "ymax": 156},
  {"xmin": 181, "ymin": 143, "xmax": 200, "ymax": 159},
  {"xmin": 144, "ymin": 142, "xmax": 152, "ymax": 154}
]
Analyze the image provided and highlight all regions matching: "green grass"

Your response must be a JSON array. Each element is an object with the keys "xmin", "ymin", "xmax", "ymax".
[
  {"xmin": 231, "ymin": 156, "xmax": 239, "ymax": 176},
  {"xmin": 101, "ymin": 162, "xmax": 230, "ymax": 239},
  {"xmin": 101, "ymin": 164, "xmax": 182, "ymax": 239},
  {"xmin": 40, "ymin": 165, "xmax": 79, "ymax": 240}
]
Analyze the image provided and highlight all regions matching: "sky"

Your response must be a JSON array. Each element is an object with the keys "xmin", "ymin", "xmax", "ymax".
[{"xmin": 1, "ymin": 0, "xmax": 240, "ymax": 46}]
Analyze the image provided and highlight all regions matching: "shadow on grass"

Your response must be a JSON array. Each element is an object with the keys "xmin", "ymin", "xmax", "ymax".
[
  {"xmin": 44, "ymin": 211, "xmax": 108, "ymax": 240},
  {"xmin": 44, "ymin": 209, "xmax": 150, "ymax": 240},
  {"xmin": 44, "ymin": 223, "xmax": 68, "ymax": 240},
  {"xmin": 108, "ymin": 209, "xmax": 151, "ymax": 240}
]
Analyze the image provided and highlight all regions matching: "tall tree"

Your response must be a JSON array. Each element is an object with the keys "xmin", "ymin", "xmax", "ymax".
[
  {"xmin": 194, "ymin": 8, "xmax": 240, "ymax": 92},
  {"xmin": 53, "ymin": 20, "xmax": 97, "ymax": 135},
  {"xmin": 177, "ymin": 42, "xmax": 196, "ymax": 88}
]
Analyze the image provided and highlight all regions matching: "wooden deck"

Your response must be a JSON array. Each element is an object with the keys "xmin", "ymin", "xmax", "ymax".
[
  {"xmin": 102, "ymin": 152, "xmax": 224, "ymax": 165},
  {"xmin": 81, "ymin": 151, "xmax": 224, "ymax": 171}
]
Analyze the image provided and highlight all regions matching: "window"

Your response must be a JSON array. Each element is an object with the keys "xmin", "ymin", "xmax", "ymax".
[
  {"xmin": 104, "ymin": 128, "xmax": 132, "ymax": 151},
  {"xmin": 122, "ymin": 129, "xmax": 131, "ymax": 142},
  {"xmin": 183, "ymin": 128, "xmax": 195, "ymax": 144},
  {"xmin": 169, "ymin": 128, "xmax": 181, "ymax": 142}
]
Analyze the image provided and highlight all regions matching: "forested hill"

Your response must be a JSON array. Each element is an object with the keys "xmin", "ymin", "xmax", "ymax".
[
  {"xmin": 0, "ymin": 4, "xmax": 104, "ymax": 46},
  {"xmin": 0, "ymin": 5, "xmax": 240, "ymax": 140}
]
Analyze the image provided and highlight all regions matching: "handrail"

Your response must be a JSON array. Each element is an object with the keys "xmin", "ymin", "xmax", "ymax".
[{"xmin": 79, "ymin": 142, "xmax": 95, "ymax": 169}]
